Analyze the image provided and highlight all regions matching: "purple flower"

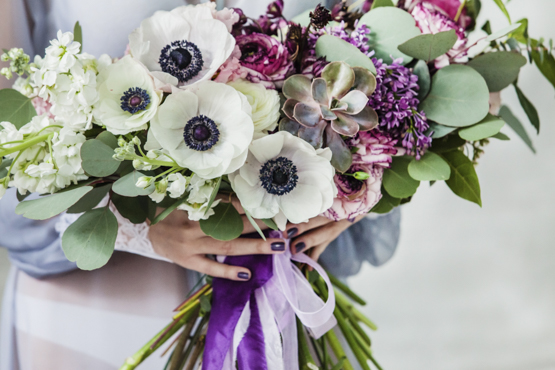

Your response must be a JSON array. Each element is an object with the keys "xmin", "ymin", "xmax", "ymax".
[
  {"xmin": 369, "ymin": 58, "xmax": 432, "ymax": 159},
  {"xmin": 327, "ymin": 21, "xmax": 375, "ymax": 58},
  {"xmin": 236, "ymin": 33, "xmax": 294, "ymax": 87}
]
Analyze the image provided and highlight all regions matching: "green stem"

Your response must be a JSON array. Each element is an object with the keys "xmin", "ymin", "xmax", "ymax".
[
  {"xmin": 297, "ymin": 318, "xmax": 317, "ymax": 370},
  {"xmin": 454, "ymin": 0, "xmax": 467, "ymax": 22},
  {"xmin": 335, "ymin": 289, "xmax": 378, "ymax": 331},
  {"xmin": 0, "ymin": 133, "xmax": 51, "ymax": 157},
  {"xmin": 335, "ymin": 308, "xmax": 371, "ymax": 370},
  {"xmin": 329, "ymin": 273, "xmax": 366, "ymax": 306},
  {"xmin": 325, "ymin": 331, "xmax": 354, "ymax": 370},
  {"xmin": 168, "ymin": 307, "xmax": 199, "ymax": 370}
]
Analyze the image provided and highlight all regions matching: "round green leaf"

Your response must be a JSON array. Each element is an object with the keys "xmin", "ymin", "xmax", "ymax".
[
  {"xmin": 408, "ymin": 152, "xmax": 451, "ymax": 181},
  {"xmin": 0, "ymin": 89, "xmax": 37, "ymax": 129},
  {"xmin": 441, "ymin": 150, "xmax": 482, "ymax": 206},
  {"xmin": 111, "ymin": 193, "xmax": 149, "ymax": 224},
  {"xmin": 96, "ymin": 131, "xmax": 118, "ymax": 149},
  {"xmin": 413, "ymin": 60, "xmax": 431, "ymax": 101},
  {"xmin": 112, "ymin": 170, "xmax": 155, "ymax": 197},
  {"xmin": 382, "ymin": 156, "xmax": 420, "ymax": 198},
  {"xmin": 359, "ymin": 7, "xmax": 421, "ymax": 64},
  {"xmin": 428, "ymin": 122, "xmax": 456, "ymax": 138},
  {"xmin": 200, "ymin": 202, "xmax": 244, "ymax": 241},
  {"xmin": 420, "ymin": 65, "xmax": 490, "ymax": 127},
  {"xmin": 370, "ymin": 188, "xmax": 401, "ymax": 214},
  {"xmin": 81, "ymin": 139, "xmax": 120, "ymax": 177},
  {"xmin": 458, "ymin": 114, "xmax": 505, "ymax": 141},
  {"xmin": 62, "ymin": 207, "xmax": 118, "ymax": 270},
  {"xmin": 467, "ymin": 52, "xmax": 527, "ymax": 92},
  {"xmin": 15, "ymin": 186, "xmax": 93, "ymax": 220},
  {"xmin": 398, "ymin": 30, "xmax": 458, "ymax": 62},
  {"xmin": 371, "ymin": 0, "xmax": 394, "ymax": 9},
  {"xmin": 315, "ymin": 35, "xmax": 377, "ymax": 74},
  {"xmin": 67, "ymin": 184, "xmax": 112, "ymax": 214}
]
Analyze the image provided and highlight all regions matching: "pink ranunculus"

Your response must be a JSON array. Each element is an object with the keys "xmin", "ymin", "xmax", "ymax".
[
  {"xmin": 324, "ymin": 130, "xmax": 400, "ymax": 221},
  {"xmin": 411, "ymin": 3, "xmax": 469, "ymax": 69},
  {"xmin": 214, "ymin": 46, "xmax": 249, "ymax": 83},
  {"xmin": 235, "ymin": 33, "xmax": 294, "ymax": 88},
  {"xmin": 212, "ymin": 7, "xmax": 240, "ymax": 33}
]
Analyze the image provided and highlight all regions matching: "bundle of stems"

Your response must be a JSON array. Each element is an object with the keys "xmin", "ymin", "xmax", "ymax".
[{"xmin": 120, "ymin": 269, "xmax": 382, "ymax": 370}]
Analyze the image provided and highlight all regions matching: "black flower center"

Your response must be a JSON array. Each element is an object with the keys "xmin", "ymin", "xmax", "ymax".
[
  {"xmin": 159, "ymin": 40, "xmax": 204, "ymax": 83},
  {"xmin": 183, "ymin": 115, "xmax": 219, "ymax": 151},
  {"xmin": 338, "ymin": 172, "xmax": 363, "ymax": 192},
  {"xmin": 120, "ymin": 87, "xmax": 150, "ymax": 114},
  {"xmin": 259, "ymin": 157, "xmax": 298, "ymax": 196}
]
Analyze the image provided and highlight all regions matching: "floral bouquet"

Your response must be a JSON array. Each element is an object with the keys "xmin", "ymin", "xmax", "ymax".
[{"xmin": 0, "ymin": 0, "xmax": 552, "ymax": 369}]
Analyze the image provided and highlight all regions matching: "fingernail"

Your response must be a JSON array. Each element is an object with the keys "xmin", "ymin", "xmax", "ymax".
[
  {"xmin": 271, "ymin": 242, "xmax": 286, "ymax": 251},
  {"xmin": 237, "ymin": 272, "xmax": 250, "ymax": 280},
  {"xmin": 295, "ymin": 242, "xmax": 306, "ymax": 253},
  {"xmin": 287, "ymin": 227, "xmax": 298, "ymax": 238}
]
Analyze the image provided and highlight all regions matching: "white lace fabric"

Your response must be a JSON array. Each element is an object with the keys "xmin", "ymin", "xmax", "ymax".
[{"xmin": 55, "ymin": 198, "xmax": 170, "ymax": 263}]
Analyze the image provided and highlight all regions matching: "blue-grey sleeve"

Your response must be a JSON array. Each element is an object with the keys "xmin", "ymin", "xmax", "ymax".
[
  {"xmin": 0, "ymin": 188, "xmax": 77, "ymax": 279},
  {"xmin": 319, "ymin": 208, "xmax": 401, "ymax": 278}
]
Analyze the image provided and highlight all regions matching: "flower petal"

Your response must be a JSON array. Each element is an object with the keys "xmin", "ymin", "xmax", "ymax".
[
  {"xmin": 352, "ymin": 67, "xmax": 377, "ymax": 97},
  {"xmin": 282, "ymin": 75, "xmax": 313, "ymax": 103},
  {"xmin": 293, "ymin": 102, "xmax": 322, "ymax": 128},
  {"xmin": 250, "ymin": 132, "xmax": 285, "ymax": 164},
  {"xmin": 279, "ymin": 184, "xmax": 323, "ymax": 224},
  {"xmin": 321, "ymin": 62, "xmax": 355, "ymax": 99},
  {"xmin": 311, "ymin": 78, "xmax": 329, "ymax": 106},
  {"xmin": 339, "ymin": 90, "xmax": 369, "ymax": 115}
]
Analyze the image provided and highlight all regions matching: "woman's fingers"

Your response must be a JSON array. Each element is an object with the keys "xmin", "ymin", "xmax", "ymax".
[
  {"xmin": 285, "ymin": 216, "xmax": 333, "ymax": 239},
  {"xmin": 183, "ymin": 255, "xmax": 252, "ymax": 281},
  {"xmin": 310, "ymin": 242, "xmax": 331, "ymax": 262},
  {"xmin": 291, "ymin": 222, "xmax": 342, "ymax": 255},
  {"xmin": 241, "ymin": 214, "xmax": 269, "ymax": 235},
  {"xmin": 200, "ymin": 237, "xmax": 287, "ymax": 256}
]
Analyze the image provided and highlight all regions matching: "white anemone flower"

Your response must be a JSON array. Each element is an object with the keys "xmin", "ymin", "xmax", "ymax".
[
  {"xmin": 128, "ymin": 4, "xmax": 235, "ymax": 90},
  {"xmin": 229, "ymin": 131, "xmax": 337, "ymax": 230},
  {"xmin": 148, "ymin": 81, "xmax": 254, "ymax": 179},
  {"xmin": 94, "ymin": 56, "xmax": 161, "ymax": 135}
]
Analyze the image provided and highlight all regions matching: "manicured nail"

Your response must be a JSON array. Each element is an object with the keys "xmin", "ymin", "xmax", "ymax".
[
  {"xmin": 237, "ymin": 272, "xmax": 250, "ymax": 280},
  {"xmin": 295, "ymin": 242, "xmax": 306, "ymax": 253},
  {"xmin": 287, "ymin": 227, "xmax": 298, "ymax": 238},
  {"xmin": 271, "ymin": 242, "xmax": 286, "ymax": 251}
]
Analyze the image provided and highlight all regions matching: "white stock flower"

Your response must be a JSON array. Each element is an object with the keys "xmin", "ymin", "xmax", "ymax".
[
  {"xmin": 149, "ymin": 178, "xmax": 169, "ymax": 203},
  {"xmin": 44, "ymin": 31, "xmax": 80, "ymax": 72},
  {"xmin": 128, "ymin": 4, "xmax": 235, "ymax": 89},
  {"xmin": 0, "ymin": 122, "xmax": 24, "ymax": 156},
  {"xmin": 167, "ymin": 173, "xmax": 189, "ymax": 198},
  {"xmin": 177, "ymin": 174, "xmax": 220, "ymax": 221},
  {"xmin": 149, "ymin": 81, "xmax": 254, "ymax": 179},
  {"xmin": 136, "ymin": 176, "xmax": 153, "ymax": 189},
  {"xmin": 228, "ymin": 79, "xmax": 280, "ymax": 138},
  {"xmin": 178, "ymin": 199, "xmax": 220, "ymax": 221},
  {"xmin": 229, "ymin": 131, "xmax": 337, "ymax": 230},
  {"xmin": 94, "ymin": 56, "xmax": 161, "ymax": 135}
]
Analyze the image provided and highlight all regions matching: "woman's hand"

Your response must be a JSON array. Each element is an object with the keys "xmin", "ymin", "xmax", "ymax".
[
  {"xmin": 148, "ymin": 202, "xmax": 283, "ymax": 282},
  {"xmin": 286, "ymin": 215, "xmax": 366, "ymax": 261}
]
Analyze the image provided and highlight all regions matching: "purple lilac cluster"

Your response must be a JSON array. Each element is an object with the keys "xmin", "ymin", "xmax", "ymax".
[
  {"xmin": 327, "ymin": 21, "xmax": 375, "ymax": 58},
  {"xmin": 369, "ymin": 57, "xmax": 432, "ymax": 159}
]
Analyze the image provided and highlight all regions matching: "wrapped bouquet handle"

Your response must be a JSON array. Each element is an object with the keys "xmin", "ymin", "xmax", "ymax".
[{"xmin": 204, "ymin": 232, "xmax": 336, "ymax": 370}]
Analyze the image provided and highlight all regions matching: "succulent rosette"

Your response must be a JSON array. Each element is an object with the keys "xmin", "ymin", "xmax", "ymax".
[
  {"xmin": 280, "ymin": 61, "xmax": 379, "ymax": 172},
  {"xmin": 236, "ymin": 33, "xmax": 294, "ymax": 87},
  {"xmin": 148, "ymin": 80, "xmax": 253, "ymax": 179},
  {"xmin": 229, "ymin": 131, "xmax": 337, "ymax": 230},
  {"xmin": 93, "ymin": 56, "xmax": 161, "ymax": 135},
  {"xmin": 128, "ymin": 5, "xmax": 235, "ymax": 90}
]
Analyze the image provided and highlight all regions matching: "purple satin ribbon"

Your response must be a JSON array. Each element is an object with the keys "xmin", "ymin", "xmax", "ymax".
[{"xmin": 203, "ymin": 254, "xmax": 274, "ymax": 370}]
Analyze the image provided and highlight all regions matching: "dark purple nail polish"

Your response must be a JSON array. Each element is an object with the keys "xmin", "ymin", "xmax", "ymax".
[
  {"xmin": 237, "ymin": 272, "xmax": 250, "ymax": 280},
  {"xmin": 295, "ymin": 242, "xmax": 306, "ymax": 253},
  {"xmin": 271, "ymin": 242, "xmax": 285, "ymax": 251},
  {"xmin": 287, "ymin": 227, "xmax": 298, "ymax": 238}
]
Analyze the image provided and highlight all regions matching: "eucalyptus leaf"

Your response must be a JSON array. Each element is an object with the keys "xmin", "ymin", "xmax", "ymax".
[
  {"xmin": 67, "ymin": 184, "xmax": 112, "ymax": 214},
  {"xmin": 150, "ymin": 195, "xmax": 186, "ymax": 225},
  {"xmin": 420, "ymin": 65, "xmax": 490, "ymax": 127},
  {"xmin": 62, "ymin": 207, "xmax": 118, "ymax": 270},
  {"xmin": 499, "ymin": 105, "xmax": 536, "ymax": 153},
  {"xmin": 261, "ymin": 218, "xmax": 279, "ymax": 231},
  {"xmin": 16, "ymin": 190, "xmax": 30, "ymax": 202},
  {"xmin": 458, "ymin": 114, "xmax": 505, "ymax": 141},
  {"xmin": 371, "ymin": 0, "xmax": 394, "ymax": 9},
  {"xmin": 413, "ymin": 60, "xmax": 431, "ymax": 101},
  {"xmin": 468, "ymin": 52, "xmax": 527, "ymax": 92},
  {"xmin": 73, "ymin": 21, "xmax": 83, "ymax": 53},
  {"xmin": 441, "ymin": 150, "xmax": 482, "ymax": 206},
  {"xmin": 514, "ymin": 84, "xmax": 540, "ymax": 133},
  {"xmin": 491, "ymin": 132, "xmax": 510, "ymax": 141},
  {"xmin": 530, "ymin": 40, "xmax": 555, "ymax": 90},
  {"xmin": 0, "ymin": 158, "xmax": 12, "ymax": 178},
  {"xmin": 370, "ymin": 188, "xmax": 401, "ymax": 214},
  {"xmin": 81, "ymin": 139, "xmax": 120, "ymax": 177},
  {"xmin": 492, "ymin": 0, "xmax": 511, "ymax": 23},
  {"xmin": 359, "ymin": 7, "xmax": 421, "ymax": 64},
  {"xmin": 112, "ymin": 170, "xmax": 155, "ymax": 197},
  {"xmin": 204, "ymin": 176, "xmax": 222, "ymax": 217},
  {"xmin": 408, "ymin": 152, "xmax": 451, "ymax": 181},
  {"xmin": 111, "ymin": 193, "xmax": 149, "ymax": 224},
  {"xmin": 398, "ymin": 30, "xmax": 458, "ymax": 62},
  {"xmin": 430, "ymin": 134, "xmax": 466, "ymax": 153},
  {"xmin": 244, "ymin": 210, "xmax": 266, "ymax": 241},
  {"xmin": 96, "ymin": 131, "xmax": 118, "ymax": 149},
  {"xmin": 15, "ymin": 186, "xmax": 93, "ymax": 220},
  {"xmin": 200, "ymin": 202, "xmax": 243, "ymax": 241},
  {"xmin": 485, "ymin": 24, "xmax": 521, "ymax": 42},
  {"xmin": 428, "ymin": 122, "xmax": 457, "ymax": 138},
  {"xmin": 315, "ymin": 35, "xmax": 376, "ymax": 74},
  {"xmin": 0, "ymin": 89, "xmax": 37, "ymax": 129},
  {"xmin": 382, "ymin": 156, "xmax": 420, "ymax": 198}
]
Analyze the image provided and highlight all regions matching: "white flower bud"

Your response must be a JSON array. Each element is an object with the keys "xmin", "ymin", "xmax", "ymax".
[{"xmin": 136, "ymin": 176, "xmax": 153, "ymax": 189}]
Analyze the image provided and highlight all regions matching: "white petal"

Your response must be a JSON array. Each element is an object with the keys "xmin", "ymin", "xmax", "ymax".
[
  {"xmin": 250, "ymin": 132, "xmax": 284, "ymax": 164},
  {"xmin": 279, "ymin": 184, "xmax": 323, "ymax": 224}
]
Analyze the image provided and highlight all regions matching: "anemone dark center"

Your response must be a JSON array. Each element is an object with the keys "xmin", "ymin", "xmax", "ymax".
[
  {"xmin": 183, "ymin": 115, "xmax": 219, "ymax": 151},
  {"xmin": 120, "ymin": 87, "xmax": 150, "ymax": 114},
  {"xmin": 259, "ymin": 157, "xmax": 298, "ymax": 196},
  {"xmin": 159, "ymin": 40, "xmax": 204, "ymax": 83}
]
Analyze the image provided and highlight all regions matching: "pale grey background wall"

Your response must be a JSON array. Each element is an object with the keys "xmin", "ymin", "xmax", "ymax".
[{"xmin": 1, "ymin": 1, "xmax": 554, "ymax": 369}]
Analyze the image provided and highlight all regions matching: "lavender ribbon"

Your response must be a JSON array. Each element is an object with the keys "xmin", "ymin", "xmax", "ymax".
[{"xmin": 203, "ymin": 254, "xmax": 273, "ymax": 370}]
